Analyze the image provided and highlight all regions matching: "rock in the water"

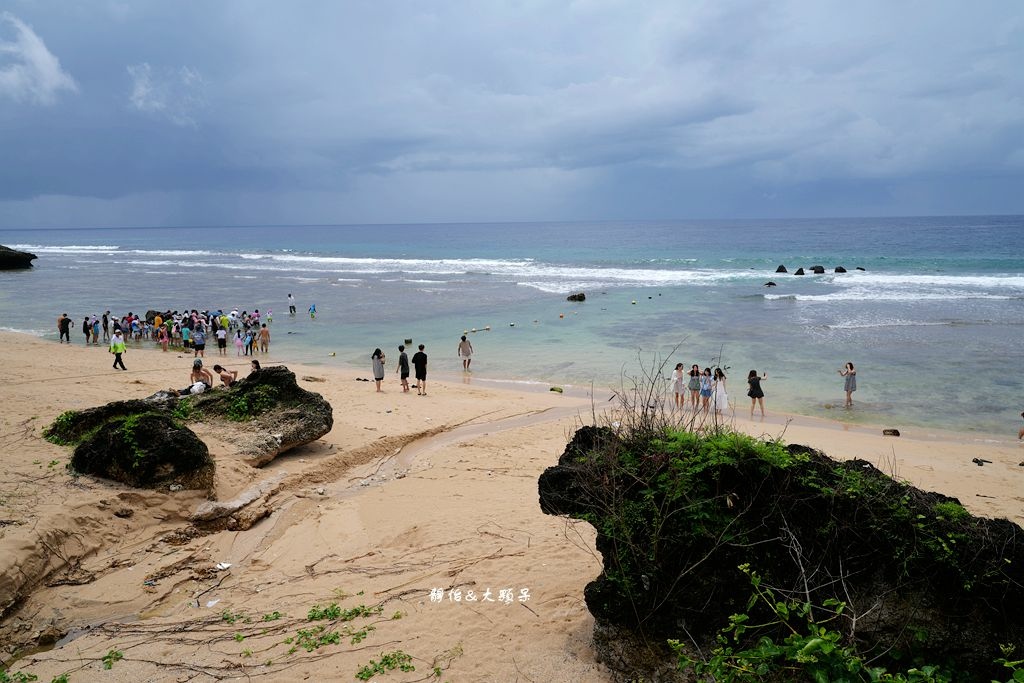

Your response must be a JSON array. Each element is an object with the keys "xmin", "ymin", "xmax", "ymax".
[
  {"xmin": 566, "ymin": 292, "xmax": 586, "ymax": 302},
  {"xmin": 810, "ymin": 264, "xmax": 825, "ymax": 274},
  {"xmin": 883, "ymin": 428, "xmax": 901, "ymax": 436},
  {"xmin": 775, "ymin": 265, "xmax": 788, "ymax": 273},
  {"xmin": 856, "ymin": 266, "xmax": 866, "ymax": 271},
  {"xmin": 835, "ymin": 266, "xmax": 847, "ymax": 273},
  {"xmin": 0, "ymin": 244, "xmax": 37, "ymax": 269},
  {"xmin": 763, "ymin": 281, "xmax": 777, "ymax": 287},
  {"xmin": 794, "ymin": 267, "xmax": 805, "ymax": 275}
]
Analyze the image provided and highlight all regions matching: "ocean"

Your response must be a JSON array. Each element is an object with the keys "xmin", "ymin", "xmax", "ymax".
[{"xmin": 1, "ymin": 216, "xmax": 1022, "ymax": 437}]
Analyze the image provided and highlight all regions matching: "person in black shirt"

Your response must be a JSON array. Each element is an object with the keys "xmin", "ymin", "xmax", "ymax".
[
  {"xmin": 396, "ymin": 344, "xmax": 410, "ymax": 393},
  {"xmin": 411, "ymin": 344, "xmax": 428, "ymax": 396}
]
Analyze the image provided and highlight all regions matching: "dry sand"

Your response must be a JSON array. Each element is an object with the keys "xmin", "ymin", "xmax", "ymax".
[{"xmin": 0, "ymin": 330, "xmax": 1021, "ymax": 682}]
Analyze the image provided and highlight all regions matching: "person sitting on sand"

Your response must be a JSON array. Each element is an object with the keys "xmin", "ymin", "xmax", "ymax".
[
  {"xmin": 212, "ymin": 364, "xmax": 238, "ymax": 388},
  {"xmin": 249, "ymin": 359, "xmax": 261, "ymax": 376},
  {"xmin": 170, "ymin": 359, "xmax": 214, "ymax": 396}
]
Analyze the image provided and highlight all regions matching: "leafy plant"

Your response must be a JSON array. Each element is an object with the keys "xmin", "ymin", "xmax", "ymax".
[
  {"xmin": 101, "ymin": 650, "xmax": 123, "ymax": 670},
  {"xmin": 171, "ymin": 397, "xmax": 194, "ymax": 420},
  {"xmin": 221, "ymin": 609, "xmax": 246, "ymax": 624},
  {"xmin": 226, "ymin": 385, "xmax": 279, "ymax": 421},
  {"xmin": 0, "ymin": 670, "xmax": 38, "ymax": 683},
  {"xmin": 42, "ymin": 411, "xmax": 77, "ymax": 445},
  {"xmin": 294, "ymin": 625, "xmax": 341, "ymax": 652},
  {"xmin": 355, "ymin": 650, "xmax": 415, "ymax": 680}
]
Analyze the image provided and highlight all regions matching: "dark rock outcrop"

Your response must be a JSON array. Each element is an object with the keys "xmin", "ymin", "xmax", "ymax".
[
  {"xmin": 856, "ymin": 266, "xmax": 866, "ymax": 271},
  {"xmin": 566, "ymin": 292, "xmax": 586, "ymax": 302},
  {"xmin": 46, "ymin": 401, "xmax": 212, "ymax": 489},
  {"xmin": 835, "ymin": 266, "xmax": 847, "ymax": 273},
  {"xmin": 71, "ymin": 412, "xmax": 212, "ymax": 489},
  {"xmin": 763, "ymin": 281, "xmax": 777, "ymax": 287},
  {"xmin": 0, "ymin": 244, "xmax": 37, "ymax": 269},
  {"xmin": 539, "ymin": 426, "xmax": 1024, "ymax": 681},
  {"xmin": 794, "ymin": 267, "xmax": 805, "ymax": 275},
  {"xmin": 45, "ymin": 365, "xmax": 333, "ymax": 489},
  {"xmin": 810, "ymin": 264, "xmax": 825, "ymax": 274},
  {"xmin": 775, "ymin": 265, "xmax": 788, "ymax": 273}
]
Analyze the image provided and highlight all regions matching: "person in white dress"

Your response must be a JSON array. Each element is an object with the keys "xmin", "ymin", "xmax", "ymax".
[
  {"xmin": 712, "ymin": 368, "xmax": 729, "ymax": 416},
  {"xmin": 672, "ymin": 363, "xmax": 686, "ymax": 409}
]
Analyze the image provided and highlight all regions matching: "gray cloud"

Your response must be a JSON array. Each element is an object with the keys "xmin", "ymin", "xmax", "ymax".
[
  {"xmin": 127, "ymin": 62, "xmax": 205, "ymax": 127},
  {"xmin": 1, "ymin": 2, "xmax": 1022, "ymax": 226},
  {"xmin": 0, "ymin": 11, "xmax": 77, "ymax": 105}
]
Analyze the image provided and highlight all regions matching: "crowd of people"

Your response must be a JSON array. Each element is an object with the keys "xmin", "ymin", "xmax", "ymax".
[{"xmin": 56, "ymin": 307, "xmax": 275, "ymax": 370}]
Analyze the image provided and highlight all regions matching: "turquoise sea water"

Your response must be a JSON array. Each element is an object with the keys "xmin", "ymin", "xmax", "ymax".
[{"xmin": 1, "ymin": 216, "xmax": 1022, "ymax": 436}]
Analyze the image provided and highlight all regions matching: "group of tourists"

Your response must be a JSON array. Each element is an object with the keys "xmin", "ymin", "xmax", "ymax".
[
  {"xmin": 671, "ymin": 361, "xmax": 858, "ymax": 419},
  {"xmin": 671, "ymin": 364, "xmax": 769, "ymax": 418},
  {"xmin": 370, "ymin": 344, "xmax": 429, "ymax": 395},
  {"xmin": 57, "ymin": 305, "xmax": 275, "ymax": 372},
  {"xmin": 368, "ymin": 335, "xmax": 477, "ymax": 396}
]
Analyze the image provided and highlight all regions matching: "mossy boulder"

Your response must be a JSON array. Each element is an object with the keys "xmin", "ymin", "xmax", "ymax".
[
  {"xmin": 45, "ymin": 365, "xmax": 332, "ymax": 488},
  {"xmin": 47, "ymin": 408, "xmax": 212, "ymax": 489},
  {"xmin": 539, "ymin": 426, "xmax": 1024, "ymax": 681},
  {"xmin": 181, "ymin": 365, "xmax": 333, "ymax": 466}
]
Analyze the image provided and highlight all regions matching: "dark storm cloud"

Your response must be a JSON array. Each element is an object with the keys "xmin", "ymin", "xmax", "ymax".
[{"xmin": 1, "ymin": 1, "xmax": 1021, "ymax": 226}]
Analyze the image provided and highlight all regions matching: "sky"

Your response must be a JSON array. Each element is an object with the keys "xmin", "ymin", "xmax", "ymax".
[{"xmin": 1, "ymin": 1, "xmax": 1022, "ymax": 228}]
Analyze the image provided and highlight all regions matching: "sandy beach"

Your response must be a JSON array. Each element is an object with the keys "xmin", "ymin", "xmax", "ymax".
[{"xmin": 1, "ymin": 330, "xmax": 1022, "ymax": 682}]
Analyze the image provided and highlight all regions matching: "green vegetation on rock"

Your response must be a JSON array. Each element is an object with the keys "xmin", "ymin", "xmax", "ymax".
[{"xmin": 540, "ymin": 412, "xmax": 1024, "ymax": 682}]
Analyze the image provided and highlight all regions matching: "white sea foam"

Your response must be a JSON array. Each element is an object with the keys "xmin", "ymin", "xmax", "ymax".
[
  {"xmin": 825, "ymin": 319, "xmax": 960, "ymax": 330},
  {"xmin": 9, "ymin": 244, "xmax": 120, "ymax": 253},
  {"xmin": 0, "ymin": 326, "xmax": 48, "ymax": 337},
  {"xmin": 765, "ymin": 290, "xmax": 1015, "ymax": 302}
]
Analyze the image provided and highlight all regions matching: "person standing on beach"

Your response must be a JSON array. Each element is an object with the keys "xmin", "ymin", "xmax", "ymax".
[
  {"xmin": 458, "ymin": 335, "xmax": 474, "ymax": 371},
  {"xmin": 412, "ymin": 344, "xmax": 428, "ymax": 396},
  {"xmin": 839, "ymin": 362, "xmax": 857, "ymax": 407},
  {"xmin": 688, "ymin": 364, "xmax": 701, "ymax": 410},
  {"xmin": 109, "ymin": 330, "xmax": 127, "ymax": 370},
  {"xmin": 216, "ymin": 326, "xmax": 227, "ymax": 356},
  {"xmin": 396, "ymin": 344, "xmax": 410, "ymax": 393},
  {"xmin": 91, "ymin": 316, "xmax": 100, "ymax": 345},
  {"xmin": 672, "ymin": 363, "xmax": 686, "ymax": 409},
  {"xmin": 371, "ymin": 348, "xmax": 386, "ymax": 392},
  {"xmin": 712, "ymin": 368, "xmax": 728, "ymax": 416},
  {"xmin": 747, "ymin": 370, "xmax": 767, "ymax": 417},
  {"xmin": 288, "ymin": 294, "xmax": 296, "ymax": 316},
  {"xmin": 699, "ymin": 368, "xmax": 713, "ymax": 414},
  {"xmin": 57, "ymin": 313, "xmax": 71, "ymax": 343},
  {"xmin": 102, "ymin": 311, "xmax": 110, "ymax": 342},
  {"xmin": 82, "ymin": 316, "xmax": 91, "ymax": 345},
  {"xmin": 192, "ymin": 325, "xmax": 206, "ymax": 358}
]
